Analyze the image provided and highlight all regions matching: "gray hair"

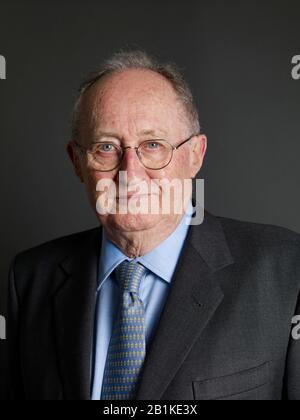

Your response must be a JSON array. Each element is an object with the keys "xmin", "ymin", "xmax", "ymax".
[{"xmin": 71, "ymin": 50, "xmax": 200, "ymax": 141}]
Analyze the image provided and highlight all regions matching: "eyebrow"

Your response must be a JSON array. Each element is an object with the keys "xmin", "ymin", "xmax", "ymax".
[
  {"xmin": 139, "ymin": 129, "xmax": 168, "ymax": 137},
  {"xmin": 93, "ymin": 128, "xmax": 168, "ymax": 142}
]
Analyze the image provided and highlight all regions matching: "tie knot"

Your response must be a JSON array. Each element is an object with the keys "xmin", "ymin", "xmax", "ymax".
[{"xmin": 115, "ymin": 260, "xmax": 147, "ymax": 294}]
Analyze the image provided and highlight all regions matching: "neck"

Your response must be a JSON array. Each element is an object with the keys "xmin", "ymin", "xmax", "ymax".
[{"xmin": 104, "ymin": 211, "xmax": 188, "ymax": 259}]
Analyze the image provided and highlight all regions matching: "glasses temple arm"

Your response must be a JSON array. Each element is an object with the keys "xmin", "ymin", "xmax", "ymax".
[{"xmin": 174, "ymin": 135, "xmax": 197, "ymax": 150}]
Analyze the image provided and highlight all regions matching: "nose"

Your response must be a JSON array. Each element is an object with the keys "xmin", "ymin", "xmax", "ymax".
[
  {"xmin": 115, "ymin": 147, "xmax": 146, "ymax": 189},
  {"xmin": 119, "ymin": 147, "xmax": 145, "ymax": 174}
]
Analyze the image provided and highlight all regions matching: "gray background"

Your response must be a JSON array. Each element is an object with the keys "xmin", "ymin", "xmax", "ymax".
[{"xmin": 0, "ymin": 0, "xmax": 299, "ymax": 399}]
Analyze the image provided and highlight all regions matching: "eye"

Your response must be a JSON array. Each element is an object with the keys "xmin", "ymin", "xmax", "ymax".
[
  {"xmin": 146, "ymin": 141, "xmax": 161, "ymax": 149},
  {"xmin": 97, "ymin": 143, "xmax": 117, "ymax": 153}
]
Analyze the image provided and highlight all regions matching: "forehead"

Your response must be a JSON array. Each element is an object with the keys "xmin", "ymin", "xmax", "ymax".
[{"xmin": 81, "ymin": 69, "xmax": 187, "ymax": 137}]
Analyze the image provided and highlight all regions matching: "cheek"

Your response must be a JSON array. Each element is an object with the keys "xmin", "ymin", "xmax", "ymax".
[
  {"xmin": 178, "ymin": 149, "xmax": 192, "ymax": 177},
  {"xmin": 83, "ymin": 170, "xmax": 116, "ymax": 200},
  {"xmin": 159, "ymin": 151, "xmax": 190, "ymax": 181},
  {"xmin": 85, "ymin": 170, "xmax": 99, "ymax": 190}
]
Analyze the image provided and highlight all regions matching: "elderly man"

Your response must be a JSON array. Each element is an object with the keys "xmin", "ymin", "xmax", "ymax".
[{"xmin": 8, "ymin": 51, "xmax": 300, "ymax": 400}]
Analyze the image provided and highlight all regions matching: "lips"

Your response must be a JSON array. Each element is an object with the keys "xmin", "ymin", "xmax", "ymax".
[
  {"xmin": 117, "ymin": 192, "xmax": 161, "ymax": 199},
  {"xmin": 117, "ymin": 193, "xmax": 150, "ymax": 199}
]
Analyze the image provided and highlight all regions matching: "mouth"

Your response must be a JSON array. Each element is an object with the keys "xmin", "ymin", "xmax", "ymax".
[{"xmin": 117, "ymin": 193, "xmax": 151, "ymax": 199}]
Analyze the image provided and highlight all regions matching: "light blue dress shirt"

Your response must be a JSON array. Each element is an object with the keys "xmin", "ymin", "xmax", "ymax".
[{"xmin": 91, "ymin": 199, "xmax": 194, "ymax": 400}]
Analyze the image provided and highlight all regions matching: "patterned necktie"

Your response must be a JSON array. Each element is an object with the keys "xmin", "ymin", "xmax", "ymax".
[{"xmin": 101, "ymin": 260, "xmax": 148, "ymax": 400}]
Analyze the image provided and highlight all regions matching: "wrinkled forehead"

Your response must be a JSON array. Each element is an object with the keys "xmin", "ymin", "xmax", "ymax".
[{"xmin": 80, "ymin": 69, "xmax": 189, "ymax": 139}]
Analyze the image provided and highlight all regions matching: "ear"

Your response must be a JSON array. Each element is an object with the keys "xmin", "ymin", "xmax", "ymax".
[
  {"xmin": 66, "ymin": 141, "xmax": 84, "ymax": 183},
  {"xmin": 189, "ymin": 134, "xmax": 207, "ymax": 179}
]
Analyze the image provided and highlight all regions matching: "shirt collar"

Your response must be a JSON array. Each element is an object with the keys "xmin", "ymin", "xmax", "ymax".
[{"xmin": 97, "ymin": 199, "xmax": 194, "ymax": 291}]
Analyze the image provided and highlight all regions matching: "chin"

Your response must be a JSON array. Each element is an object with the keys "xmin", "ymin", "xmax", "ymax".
[{"xmin": 100, "ymin": 212, "xmax": 161, "ymax": 233}]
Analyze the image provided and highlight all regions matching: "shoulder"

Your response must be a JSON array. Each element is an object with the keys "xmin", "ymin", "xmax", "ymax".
[
  {"xmin": 215, "ymin": 213, "xmax": 300, "ymax": 246},
  {"xmin": 11, "ymin": 227, "xmax": 101, "ymax": 275},
  {"xmin": 213, "ymin": 212, "xmax": 300, "ymax": 265}
]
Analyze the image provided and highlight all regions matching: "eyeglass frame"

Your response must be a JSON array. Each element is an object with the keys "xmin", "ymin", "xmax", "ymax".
[{"xmin": 73, "ymin": 134, "xmax": 198, "ymax": 171}]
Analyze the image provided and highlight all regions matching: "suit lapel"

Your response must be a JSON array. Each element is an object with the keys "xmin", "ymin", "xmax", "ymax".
[
  {"xmin": 136, "ymin": 211, "xmax": 234, "ymax": 400},
  {"xmin": 53, "ymin": 228, "xmax": 101, "ymax": 400}
]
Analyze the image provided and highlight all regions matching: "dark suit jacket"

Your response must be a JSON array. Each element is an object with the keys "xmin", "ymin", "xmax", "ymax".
[{"xmin": 7, "ymin": 210, "xmax": 300, "ymax": 400}]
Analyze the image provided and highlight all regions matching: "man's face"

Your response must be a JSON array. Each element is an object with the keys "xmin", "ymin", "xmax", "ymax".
[{"xmin": 68, "ymin": 69, "xmax": 206, "ymax": 233}]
